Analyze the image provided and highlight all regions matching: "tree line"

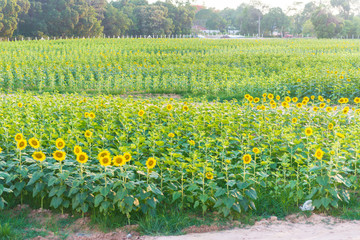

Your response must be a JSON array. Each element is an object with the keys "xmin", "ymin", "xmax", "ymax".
[{"xmin": 1, "ymin": 0, "xmax": 360, "ymax": 39}]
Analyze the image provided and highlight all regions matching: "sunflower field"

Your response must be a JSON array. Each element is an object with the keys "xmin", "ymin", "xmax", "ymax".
[
  {"xmin": 0, "ymin": 38, "xmax": 360, "ymax": 100},
  {"xmin": 0, "ymin": 92, "xmax": 359, "ymax": 219}
]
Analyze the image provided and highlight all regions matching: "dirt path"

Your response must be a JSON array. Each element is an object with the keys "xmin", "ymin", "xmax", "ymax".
[{"xmin": 148, "ymin": 214, "xmax": 360, "ymax": 240}]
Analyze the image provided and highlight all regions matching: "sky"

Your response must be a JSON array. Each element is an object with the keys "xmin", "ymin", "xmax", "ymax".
[{"xmin": 147, "ymin": 0, "xmax": 311, "ymax": 11}]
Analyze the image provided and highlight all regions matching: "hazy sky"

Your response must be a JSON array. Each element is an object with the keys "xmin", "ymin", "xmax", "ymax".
[{"xmin": 148, "ymin": 0, "xmax": 310, "ymax": 11}]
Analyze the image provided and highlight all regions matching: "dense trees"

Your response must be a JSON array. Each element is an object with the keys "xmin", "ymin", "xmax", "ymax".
[{"xmin": 1, "ymin": 0, "xmax": 360, "ymax": 39}]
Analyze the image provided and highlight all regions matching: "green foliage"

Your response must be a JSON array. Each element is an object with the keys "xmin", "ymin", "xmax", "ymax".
[{"xmin": 311, "ymin": 8, "xmax": 343, "ymax": 38}]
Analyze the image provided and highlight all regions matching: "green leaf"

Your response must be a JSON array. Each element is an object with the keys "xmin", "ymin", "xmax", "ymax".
[
  {"xmin": 50, "ymin": 197, "xmax": 63, "ymax": 209},
  {"xmin": 245, "ymin": 188, "xmax": 257, "ymax": 200},
  {"xmin": 48, "ymin": 176, "xmax": 59, "ymax": 187},
  {"xmin": 321, "ymin": 197, "xmax": 331, "ymax": 208},
  {"xmin": 100, "ymin": 186, "xmax": 111, "ymax": 197},
  {"xmin": 333, "ymin": 174, "xmax": 352, "ymax": 188},
  {"xmin": 223, "ymin": 197, "xmax": 235, "ymax": 209},
  {"xmin": 215, "ymin": 188, "xmax": 226, "ymax": 197},
  {"xmin": 172, "ymin": 192, "xmax": 182, "ymax": 202},
  {"xmin": 95, "ymin": 195, "xmax": 104, "ymax": 207},
  {"xmin": 194, "ymin": 201, "xmax": 199, "ymax": 208},
  {"xmin": 316, "ymin": 176, "xmax": 329, "ymax": 186},
  {"xmin": 214, "ymin": 198, "xmax": 223, "ymax": 208},
  {"xmin": 27, "ymin": 172, "xmax": 44, "ymax": 186},
  {"xmin": 199, "ymin": 194, "xmax": 208, "ymax": 203},
  {"xmin": 124, "ymin": 196, "xmax": 134, "ymax": 207},
  {"xmin": 147, "ymin": 197, "xmax": 157, "ymax": 208},
  {"xmin": 237, "ymin": 181, "xmax": 249, "ymax": 190},
  {"xmin": 148, "ymin": 184, "xmax": 162, "ymax": 195}
]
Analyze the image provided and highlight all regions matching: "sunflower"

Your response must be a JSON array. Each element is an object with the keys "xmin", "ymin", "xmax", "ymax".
[
  {"xmin": 271, "ymin": 103, "xmax": 276, "ymax": 109},
  {"xmin": 276, "ymin": 95, "xmax": 280, "ymax": 100},
  {"xmin": 281, "ymin": 102, "xmax": 289, "ymax": 108},
  {"xmin": 270, "ymin": 100, "xmax": 275, "ymax": 105},
  {"xmin": 77, "ymin": 152, "xmax": 88, "ymax": 164},
  {"xmin": 296, "ymin": 103, "xmax": 302, "ymax": 108},
  {"xmin": 311, "ymin": 95, "xmax": 315, "ymax": 100},
  {"xmin": 262, "ymin": 93, "xmax": 267, "ymax": 98},
  {"xmin": 336, "ymin": 132, "xmax": 345, "ymax": 139},
  {"xmin": 313, "ymin": 107, "xmax": 319, "ymax": 112},
  {"xmin": 89, "ymin": 112, "xmax": 95, "ymax": 119},
  {"xmin": 53, "ymin": 150, "xmax": 66, "ymax": 162},
  {"xmin": 243, "ymin": 154, "xmax": 251, "ymax": 164},
  {"xmin": 343, "ymin": 108, "xmax": 349, "ymax": 114},
  {"xmin": 326, "ymin": 107, "xmax": 332, "ymax": 112},
  {"xmin": 244, "ymin": 94, "xmax": 250, "ymax": 99},
  {"xmin": 285, "ymin": 96, "xmax": 291, "ymax": 103},
  {"xmin": 248, "ymin": 96, "xmax": 254, "ymax": 102},
  {"xmin": 55, "ymin": 138, "xmax": 65, "ymax": 150},
  {"xmin": 138, "ymin": 110, "xmax": 145, "ymax": 117},
  {"xmin": 354, "ymin": 97, "xmax": 360, "ymax": 104},
  {"xmin": 252, "ymin": 148, "xmax": 260, "ymax": 154},
  {"xmin": 318, "ymin": 96, "xmax": 324, "ymax": 101},
  {"xmin": 32, "ymin": 151, "xmax": 46, "ymax": 162},
  {"xmin": 303, "ymin": 97, "xmax": 309, "ymax": 102},
  {"xmin": 188, "ymin": 140, "xmax": 195, "ymax": 146},
  {"xmin": 85, "ymin": 130, "xmax": 92, "ymax": 138},
  {"xmin": 338, "ymin": 98, "xmax": 345, "ymax": 104},
  {"xmin": 15, "ymin": 133, "xmax": 23, "ymax": 142},
  {"xmin": 319, "ymin": 103, "xmax": 326, "ymax": 108},
  {"xmin": 168, "ymin": 133, "xmax": 175, "ymax": 138},
  {"xmin": 146, "ymin": 157, "xmax": 157, "ymax": 169},
  {"xmin": 166, "ymin": 104, "xmax": 173, "ymax": 111},
  {"xmin": 29, "ymin": 137, "xmax": 40, "ymax": 149},
  {"xmin": 84, "ymin": 112, "xmax": 89, "ymax": 118},
  {"xmin": 99, "ymin": 156, "xmax": 111, "ymax": 167},
  {"xmin": 17, "ymin": 139, "xmax": 27, "ymax": 150},
  {"xmin": 314, "ymin": 149, "xmax": 324, "ymax": 160},
  {"xmin": 328, "ymin": 123, "xmax": 334, "ymax": 130},
  {"xmin": 98, "ymin": 150, "xmax": 110, "ymax": 159},
  {"xmin": 74, "ymin": 145, "xmax": 82, "ymax": 155},
  {"xmin": 183, "ymin": 105, "xmax": 189, "ymax": 111},
  {"xmin": 330, "ymin": 150, "xmax": 335, "ymax": 155},
  {"xmin": 0, "ymin": 147, "xmax": 2, "ymax": 153},
  {"xmin": 124, "ymin": 152, "xmax": 132, "ymax": 162},
  {"xmin": 18, "ymin": 102, "xmax": 23, "ymax": 108},
  {"xmin": 292, "ymin": 97, "xmax": 298, "ymax": 103},
  {"xmin": 344, "ymin": 98, "xmax": 349, "ymax": 103},
  {"xmin": 297, "ymin": 78, "xmax": 301, "ymax": 82},
  {"xmin": 305, "ymin": 127, "xmax": 313, "ymax": 136},
  {"xmin": 205, "ymin": 172, "xmax": 214, "ymax": 180},
  {"xmin": 254, "ymin": 97, "xmax": 260, "ymax": 103},
  {"xmin": 268, "ymin": 94, "xmax": 274, "ymax": 99},
  {"xmin": 292, "ymin": 118, "xmax": 297, "ymax": 123},
  {"xmin": 113, "ymin": 155, "xmax": 126, "ymax": 166}
]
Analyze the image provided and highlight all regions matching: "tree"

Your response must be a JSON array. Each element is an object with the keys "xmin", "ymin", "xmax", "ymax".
[
  {"xmin": 262, "ymin": 7, "xmax": 289, "ymax": 36},
  {"xmin": 302, "ymin": 19, "xmax": 315, "ymax": 36},
  {"xmin": 0, "ymin": 0, "xmax": 29, "ymax": 38},
  {"xmin": 86, "ymin": 0, "xmax": 107, "ymax": 20},
  {"xmin": 102, "ymin": 4, "xmax": 131, "ymax": 36},
  {"xmin": 330, "ymin": 0, "xmax": 354, "ymax": 20},
  {"xmin": 311, "ymin": 7, "xmax": 343, "ymax": 38},
  {"xmin": 137, "ymin": 5, "xmax": 173, "ymax": 35}
]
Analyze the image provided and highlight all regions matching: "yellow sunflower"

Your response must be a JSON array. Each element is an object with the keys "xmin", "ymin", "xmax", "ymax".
[
  {"xmin": 98, "ymin": 150, "xmax": 110, "ymax": 160},
  {"xmin": 336, "ymin": 132, "xmax": 345, "ymax": 139},
  {"xmin": 29, "ymin": 137, "xmax": 40, "ymax": 149},
  {"xmin": 113, "ymin": 155, "xmax": 126, "ymax": 166},
  {"xmin": 15, "ymin": 133, "xmax": 23, "ymax": 142},
  {"xmin": 146, "ymin": 157, "xmax": 157, "ymax": 169},
  {"xmin": 354, "ymin": 97, "xmax": 360, "ymax": 104},
  {"xmin": 206, "ymin": 172, "xmax": 214, "ymax": 180},
  {"xmin": 74, "ymin": 145, "xmax": 82, "ymax": 155},
  {"xmin": 99, "ymin": 156, "xmax": 111, "ymax": 167},
  {"xmin": 85, "ymin": 130, "xmax": 93, "ymax": 138},
  {"xmin": 268, "ymin": 94, "xmax": 274, "ymax": 99},
  {"xmin": 166, "ymin": 104, "xmax": 173, "ymax": 111},
  {"xmin": 89, "ymin": 112, "xmax": 95, "ymax": 119},
  {"xmin": 292, "ymin": 97, "xmax": 298, "ymax": 103},
  {"xmin": 254, "ymin": 97, "xmax": 260, "ymax": 103},
  {"xmin": 53, "ymin": 150, "xmax": 66, "ymax": 162},
  {"xmin": 314, "ymin": 149, "xmax": 324, "ymax": 160},
  {"xmin": 76, "ymin": 152, "xmax": 88, "ymax": 164},
  {"xmin": 305, "ymin": 127, "xmax": 313, "ymax": 136},
  {"xmin": 318, "ymin": 96, "xmax": 324, "ymax": 101},
  {"xmin": 32, "ymin": 151, "xmax": 46, "ymax": 162},
  {"xmin": 17, "ymin": 139, "xmax": 27, "ymax": 150},
  {"xmin": 292, "ymin": 118, "xmax": 297, "ymax": 123},
  {"xmin": 18, "ymin": 102, "xmax": 23, "ymax": 108},
  {"xmin": 243, "ymin": 154, "xmax": 251, "ymax": 164},
  {"xmin": 168, "ymin": 133, "xmax": 175, "ymax": 138},
  {"xmin": 124, "ymin": 152, "xmax": 132, "ymax": 162},
  {"xmin": 138, "ymin": 110, "xmax": 145, "ymax": 117},
  {"xmin": 328, "ymin": 123, "xmax": 334, "ymax": 130},
  {"xmin": 252, "ymin": 148, "xmax": 260, "ymax": 154},
  {"xmin": 55, "ymin": 138, "xmax": 65, "ymax": 150},
  {"xmin": 183, "ymin": 105, "xmax": 189, "ymax": 111}
]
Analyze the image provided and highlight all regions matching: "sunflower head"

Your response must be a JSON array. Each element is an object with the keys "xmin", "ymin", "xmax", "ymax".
[
  {"xmin": 336, "ymin": 132, "xmax": 345, "ymax": 139},
  {"xmin": 77, "ymin": 152, "xmax": 88, "ymax": 164},
  {"xmin": 85, "ymin": 130, "xmax": 93, "ymax": 138},
  {"xmin": 138, "ymin": 110, "xmax": 145, "ymax": 117},
  {"xmin": 32, "ymin": 151, "xmax": 46, "ymax": 162},
  {"xmin": 100, "ymin": 156, "xmax": 111, "ymax": 167},
  {"xmin": 296, "ymin": 103, "xmax": 302, "ymax": 108},
  {"xmin": 53, "ymin": 150, "xmax": 66, "ymax": 162},
  {"xmin": 252, "ymin": 148, "xmax": 260, "ymax": 154},
  {"xmin": 292, "ymin": 118, "xmax": 297, "ymax": 124},
  {"xmin": 17, "ymin": 139, "xmax": 27, "ymax": 150},
  {"xmin": 328, "ymin": 123, "xmax": 334, "ymax": 130},
  {"xmin": 89, "ymin": 112, "xmax": 95, "ymax": 119},
  {"xmin": 98, "ymin": 150, "xmax": 110, "ymax": 160},
  {"xmin": 146, "ymin": 157, "xmax": 157, "ymax": 169},
  {"xmin": 84, "ymin": 112, "xmax": 89, "ymax": 118},
  {"xmin": 292, "ymin": 97, "xmax": 298, "ymax": 103},
  {"xmin": 29, "ymin": 137, "xmax": 40, "ymax": 149},
  {"xmin": 254, "ymin": 97, "xmax": 260, "ymax": 103},
  {"xmin": 188, "ymin": 140, "xmax": 195, "ymax": 146},
  {"xmin": 268, "ymin": 94, "xmax": 274, "ymax": 99},
  {"xmin": 183, "ymin": 105, "xmax": 189, "ymax": 111},
  {"xmin": 354, "ymin": 97, "xmax": 360, "ymax": 104},
  {"xmin": 318, "ymin": 96, "xmax": 324, "ymax": 101},
  {"xmin": 285, "ymin": 97, "xmax": 291, "ymax": 103},
  {"xmin": 314, "ymin": 149, "xmax": 324, "ymax": 160},
  {"xmin": 305, "ymin": 127, "xmax": 313, "ymax": 136},
  {"xmin": 74, "ymin": 145, "xmax": 82, "ymax": 155},
  {"xmin": 205, "ymin": 172, "xmax": 214, "ymax": 180},
  {"xmin": 18, "ymin": 103, "xmax": 23, "ymax": 108},
  {"xmin": 113, "ymin": 155, "xmax": 126, "ymax": 166},
  {"xmin": 124, "ymin": 152, "xmax": 132, "ymax": 162},
  {"xmin": 168, "ymin": 133, "xmax": 175, "ymax": 138},
  {"xmin": 276, "ymin": 95, "xmax": 280, "ymax": 100},
  {"xmin": 243, "ymin": 154, "xmax": 252, "ymax": 164},
  {"xmin": 15, "ymin": 133, "xmax": 23, "ymax": 142},
  {"xmin": 55, "ymin": 138, "xmax": 65, "ymax": 150},
  {"xmin": 166, "ymin": 104, "xmax": 173, "ymax": 111}
]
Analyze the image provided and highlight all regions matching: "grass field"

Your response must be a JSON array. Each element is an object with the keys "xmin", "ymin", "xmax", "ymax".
[{"xmin": 0, "ymin": 39, "xmax": 360, "ymax": 238}]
